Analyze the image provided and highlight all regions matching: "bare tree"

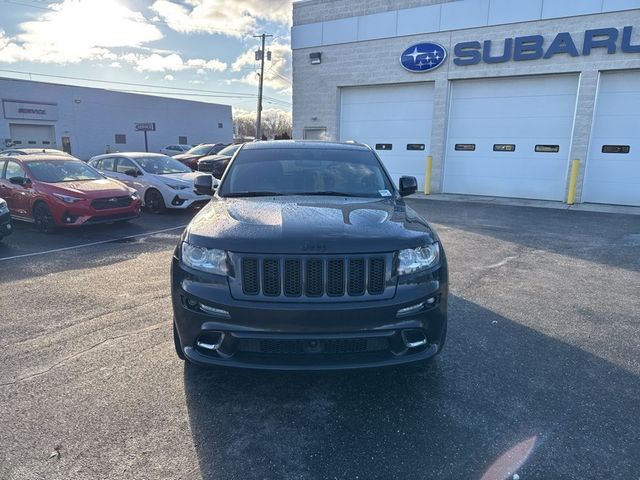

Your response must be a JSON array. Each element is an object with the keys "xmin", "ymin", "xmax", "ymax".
[{"xmin": 233, "ymin": 108, "xmax": 291, "ymax": 141}]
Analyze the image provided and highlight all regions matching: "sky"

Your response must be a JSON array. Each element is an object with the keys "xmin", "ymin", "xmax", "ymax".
[{"xmin": 0, "ymin": 0, "xmax": 294, "ymax": 116}]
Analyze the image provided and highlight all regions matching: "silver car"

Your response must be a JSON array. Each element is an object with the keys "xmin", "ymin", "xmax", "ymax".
[
  {"xmin": 89, "ymin": 152, "xmax": 212, "ymax": 213},
  {"xmin": 160, "ymin": 144, "xmax": 192, "ymax": 156}
]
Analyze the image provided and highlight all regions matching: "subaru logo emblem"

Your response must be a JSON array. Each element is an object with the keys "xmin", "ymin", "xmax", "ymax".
[
  {"xmin": 108, "ymin": 198, "xmax": 118, "ymax": 203},
  {"xmin": 400, "ymin": 42, "xmax": 447, "ymax": 73}
]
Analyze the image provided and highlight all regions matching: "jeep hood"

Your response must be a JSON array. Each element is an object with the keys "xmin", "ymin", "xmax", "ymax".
[{"xmin": 184, "ymin": 196, "xmax": 436, "ymax": 254}]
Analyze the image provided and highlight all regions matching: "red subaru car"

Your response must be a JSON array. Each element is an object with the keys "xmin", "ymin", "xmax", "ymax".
[{"xmin": 0, "ymin": 154, "xmax": 141, "ymax": 233}]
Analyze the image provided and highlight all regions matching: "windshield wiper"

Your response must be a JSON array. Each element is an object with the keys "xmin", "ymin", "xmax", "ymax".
[{"xmin": 223, "ymin": 191, "xmax": 285, "ymax": 198}]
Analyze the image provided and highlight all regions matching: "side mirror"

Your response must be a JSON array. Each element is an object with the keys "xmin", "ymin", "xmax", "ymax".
[
  {"xmin": 124, "ymin": 169, "xmax": 142, "ymax": 177},
  {"xmin": 194, "ymin": 174, "xmax": 215, "ymax": 196},
  {"xmin": 9, "ymin": 176, "xmax": 30, "ymax": 186},
  {"xmin": 398, "ymin": 176, "xmax": 418, "ymax": 197}
]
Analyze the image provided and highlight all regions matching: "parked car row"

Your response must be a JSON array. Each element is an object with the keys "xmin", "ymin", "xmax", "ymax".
[
  {"xmin": 0, "ymin": 144, "xmax": 235, "ymax": 234},
  {"xmin": 173, "ymin": 143, "xmax": 229, "ymax": 170}
]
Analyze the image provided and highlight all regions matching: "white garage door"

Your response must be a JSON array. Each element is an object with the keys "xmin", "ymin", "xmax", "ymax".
[
  {"xmin": 9, "ymin": 124, "xmax": 56, "ymax": 149},
  {"xmin": 583, "ymin": 71, "xmax": 640, "ymax": 206},
  {"xmin": 443, "ymin": 75, "xmax": 579, "ymax": 201},
  {"xmin": 340, "ymin": 83, "xmax": 434, "ymax": 190}
]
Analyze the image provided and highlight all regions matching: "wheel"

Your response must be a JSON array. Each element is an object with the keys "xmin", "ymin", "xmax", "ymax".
[
  {"xmin": 33, "ymin": 202, "xmax": 56, "ymax": 233},
  {"xmin": 173, "ymin": 323, "xmax": 186, "ymax": 361},
  {"xmin": 144, "ymin": 189, "xmax": 166, "ymax": 214}
]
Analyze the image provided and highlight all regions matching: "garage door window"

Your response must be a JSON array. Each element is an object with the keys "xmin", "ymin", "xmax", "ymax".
[
  {"xmin": 407, "ymin": 144, "xmax": 425, "ymax": 151},
  {"xmin": 493, "ymin": 144, "xmax": 516, "ymax": 152},
  {"xmin": 376, "ymin": 144, "xmax": 392, "ymax": 150},
  {"xmin": 115, "ymin": 134, "xmax": 126, "ymax": 144},
  {"xmin": 601, "ymin": 145, "xmax": 630, "ymax": 154},
  {"xmin": 455, "ymin": 144, "xmax": 476, "ymax": 151},
  {"xmin": 535, "ymin": 145, "xmax": 560, "ymax": 153}
]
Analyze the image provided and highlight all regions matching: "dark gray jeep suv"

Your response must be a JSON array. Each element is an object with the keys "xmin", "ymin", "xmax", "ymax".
[{"xmin": 171, "ymin": 141, "xmax": 448, "ymax": 370}]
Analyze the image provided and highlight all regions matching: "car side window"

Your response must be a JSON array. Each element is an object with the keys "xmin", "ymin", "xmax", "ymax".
[
  {"xmin": 0, "ymin": 160, "xmax": 5, "ymax": 177},
  {"xmin": 5, "ymin": 161, "xmax": 26, "ymax": 179},
  {"xmin": 100, "ymin": 157, "xmax": 115, "ymax": 172},
  {"xmin": 115, "ymin": 158, "xmax": 136, "ymax": 173}
]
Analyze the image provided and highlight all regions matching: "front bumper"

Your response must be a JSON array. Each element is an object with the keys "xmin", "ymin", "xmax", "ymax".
[
  {"xmin": 172, "ymin": 257, "xmax": 448, "ymax": 370},
  {"xmin": 52, "ymin": 200, "xmax": 142, "ymax": 227},
  {"xmin": 0, "ymin": 210, "xmax": 12, "ymax": 237},
  {"xmin": 166, "ymin": 193, "xmax": 211, "ymax": 209}
]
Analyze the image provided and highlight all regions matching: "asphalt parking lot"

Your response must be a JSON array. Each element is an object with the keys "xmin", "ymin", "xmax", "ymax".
[{"xmin": 1, "ymin": 200, "xmax": 639, "ymax": 480}]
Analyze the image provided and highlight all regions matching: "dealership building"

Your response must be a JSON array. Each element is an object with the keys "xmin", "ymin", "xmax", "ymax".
[
  {"xmin": 0, "ymin": 77, "xmax": 233, "ymax": 160},
  {"xmin": 292, "ymin": 0, "xmax": 640, "ymax": 206}
]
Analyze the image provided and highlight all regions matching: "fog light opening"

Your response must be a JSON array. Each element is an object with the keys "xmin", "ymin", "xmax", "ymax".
[
  {"xmin": 402, "ymin": 329, "xmax": 428, "ymax": 349},
  {"xmin": 196, "ymin": 331, "xmax": 225, "ymax": 351}
]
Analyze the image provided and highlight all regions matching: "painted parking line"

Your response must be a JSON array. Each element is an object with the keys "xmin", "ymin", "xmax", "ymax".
[{"xmin": 0, "ymin": 225, "xmax": 187, "ymax": 262}]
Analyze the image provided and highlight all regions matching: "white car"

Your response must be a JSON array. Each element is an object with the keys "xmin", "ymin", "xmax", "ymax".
[
  {"xmin": 160, "ymin": 144, "xmax": 192, "ymax": 156},
  {"xmin": 89, "ymin": 152, "xmax": 213, "ymax": 213}
]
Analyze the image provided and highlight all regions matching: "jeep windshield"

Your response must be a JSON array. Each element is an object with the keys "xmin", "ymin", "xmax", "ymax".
[{"xmin": 218, "ymin": 147, "xmax": 395, "ymax": 198}]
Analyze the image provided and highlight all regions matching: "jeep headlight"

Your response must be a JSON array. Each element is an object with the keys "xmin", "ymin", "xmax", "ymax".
[
  {"xmin": 0, "ymin": 199, "xmax": 7, "ymax": 212},
  {"xmin": 398, "ymin": 243, "xmax": 440, "ymax": 275},
  {"xmin": 181, "ymin": 242, "xmax": 228, "ymax": 276}
]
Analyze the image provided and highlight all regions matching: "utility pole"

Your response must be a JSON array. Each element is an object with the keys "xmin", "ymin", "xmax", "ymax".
[{"xmin": 253, "ymin": 33, "xmax": 272, "ymax": 141}]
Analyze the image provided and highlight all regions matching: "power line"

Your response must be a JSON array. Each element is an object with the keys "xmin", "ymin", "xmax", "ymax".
[{"xmin": 0, "ymin": 69, "xmax": 292, "ymax": 107}]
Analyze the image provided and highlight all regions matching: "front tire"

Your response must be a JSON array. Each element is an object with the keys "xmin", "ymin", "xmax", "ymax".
[
  {"xmin": 33, "ymin": 202, "xmax": 56, "ymax": 234},
  {"xmin": 145, "ymin": 189, "xmax": 166, "ymax": 214}
]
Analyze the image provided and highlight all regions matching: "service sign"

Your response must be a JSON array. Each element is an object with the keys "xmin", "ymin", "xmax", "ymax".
[
  {"xmin": 3, "ymin": 101, "xmax": 58, "ymax": 121},
  {"xmin": 135, "ymin": 122, "xmax": 156, "ymax": 131},
  {"xmin": 400, "ymin": 42, "xmax": 447, "ymax": 72}
]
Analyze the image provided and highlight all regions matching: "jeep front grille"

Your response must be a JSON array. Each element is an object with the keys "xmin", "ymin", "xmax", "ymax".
[{"xmin": 239, "ymin": 255, "xmax": 388, "ymax": 298}]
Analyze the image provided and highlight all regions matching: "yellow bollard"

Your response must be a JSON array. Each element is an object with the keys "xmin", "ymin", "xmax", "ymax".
[
  {"xmin": 424, "ymin": 155, "xmax": 433, "ymax": 195},
  {"xmin": 566, "ymin": 159, "xmax": 580, "ymax": 205}
]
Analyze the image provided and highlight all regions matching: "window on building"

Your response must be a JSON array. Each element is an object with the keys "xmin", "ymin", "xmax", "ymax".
[
  {"xmin": 303, "ymin": 127, "xmax": 327, "ymax": 140},
  {"xmin": 179, "ymin": 136, "xmax": 188, "ymax": 144},
  {"xmin": 493, "ymin": 144, "xmax": 516, "ymax": 152},
  {"xmin": 535, "ymin": 145, "xmax": 560, "ymax": 153},
  {"xmin": 115, "ymin": 134, "xmax": 126, "ymax": 144},
  {"xmin": 602, "ymin": 145, "xmax": 630, "ymax": 154},
  {"xmin": 455, "ymin": 144, "xmax": 476, "ymax": 151},
  {"xmin": 218, "ymin": 123, "xmax": 223, "ymax": 129},
  {"xmin": 375, "ymin": 144, "xmax": 392, "ymax": 150}
]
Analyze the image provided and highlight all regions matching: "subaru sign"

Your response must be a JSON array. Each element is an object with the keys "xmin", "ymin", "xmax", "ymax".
[{"xmin": 400, "ymin": 42, "xmax": 447, "ymax": 73}]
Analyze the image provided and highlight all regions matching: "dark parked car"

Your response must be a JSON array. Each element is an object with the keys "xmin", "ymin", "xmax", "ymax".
[
  {"xmin": 197, "ymin": 143, "xmax": 241, "ymax": 178},
  {"xmin": 0, "ymin": 154, "xmax": 141, "ymax": 233},
  {"xmin": 174, "ymin": 143, "xmax": 228, "ymax": 170},
  {"xmin": 0, "ymin": 197, "xmax": 12, "ymax": 240},
  {"xmin": 172, "ymin": 141, "xmax": 448, "ymax": 370}
]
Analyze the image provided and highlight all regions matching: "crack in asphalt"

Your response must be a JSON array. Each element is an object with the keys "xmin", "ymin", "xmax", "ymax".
[
  {"xmin": 0, "ymin": 322, "xmax": 166, "ymax": 388},
  {"xmin": 4, "ymin": 295, "xmax": 171, "ymax": 349}
]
